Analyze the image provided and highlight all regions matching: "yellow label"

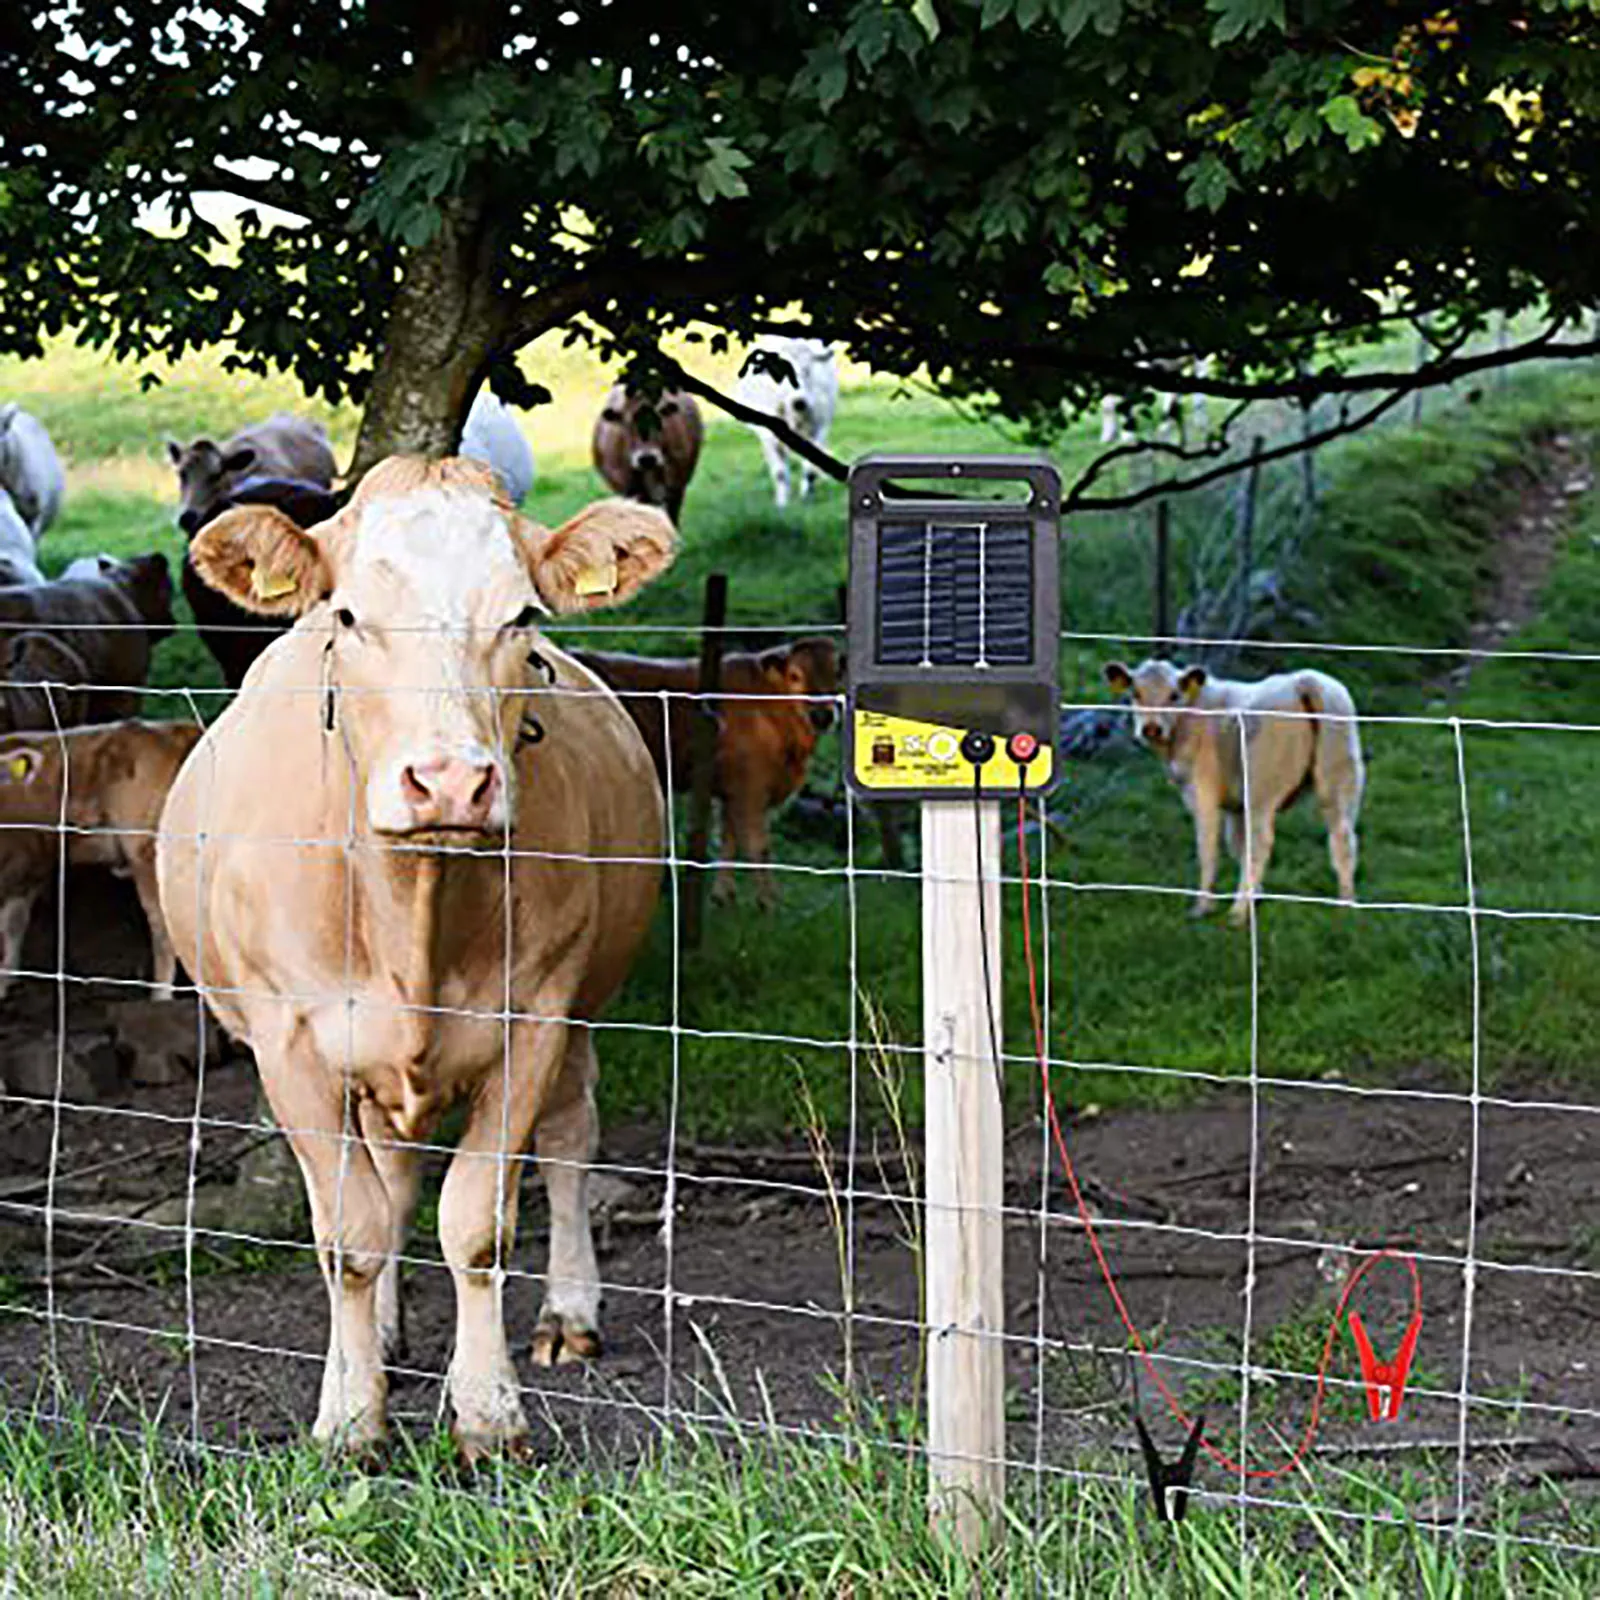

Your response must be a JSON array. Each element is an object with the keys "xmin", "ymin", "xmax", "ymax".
[
  {"xmin": 574, "ymin": 560, "xmax": 618, "ymax": 598},
  {"xmin": 7, "ymin": 755, "xmax": 30, "ymax": 781},
  {"xmin": 251, "ymin": 566, "xmax": 298, "ymax": 601},
  {"xmin": 852, "ymin": 709, "xmax": 1053, "ymax": 792}
]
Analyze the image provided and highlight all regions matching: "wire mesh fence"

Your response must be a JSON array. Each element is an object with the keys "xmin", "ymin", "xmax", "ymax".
[{"xmin": 0, "ymin": 591, "xmax": 1597, "ymax": 1577}]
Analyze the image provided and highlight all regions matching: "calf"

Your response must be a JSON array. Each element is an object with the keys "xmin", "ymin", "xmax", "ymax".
[
  {"xmin": 0, "ymin": 554, "xmax": 174, "ymax": 733},
  {"xmin": 166, "ymin": 413, "xmax": 336, "ymax": 535},
  {"xmin": 183, "ymin": 475, "xmax": 340, "ymax": 688},
  {"xmin": 591, "ymin": 386, "xmax": 703, "ymax": 525},
  {"xmin": 0, "ymin": 719, "xmax": 202, "ymax": 999},
  {"xmin": 1104, "ymin": 658, "xmax": 1364, "ymax": 925},
  {"xmin": 460, "ymin": 390, "xmax": 536, "ymax": 506},
  {"xmin": 572, "ymin": 638, "xmax": 840, "ymax": 908},
  {"xmin": 0, "ymin": 405, "xmax": 65, "ymax": 538},
  {"xmin": 734, "ymin": 338, "xmax": 840, "ymax": 508},
  {"xmin": 0, "ymin": 487, "xmax": 44, "ymax": 588}
]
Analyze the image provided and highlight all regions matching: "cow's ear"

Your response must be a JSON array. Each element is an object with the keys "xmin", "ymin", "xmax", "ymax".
[
  {"xmin": 189, "ymin": 504, "xmax": 332, "ymax": 617},
  {"xmin": 0, "ymin": 404, "xmax": 17, "ymax": 432},
  {"xmin": 1103, "ymin": 661, "xmax": 1133, "ymax": 694},
  {"xmin": 527, "ymin": 498, "xmax": 677, "ymax": 614},
  {"xmin": 1179, "ymin": 666, "xmax": 1208, "ymax": 702},
  {"xmin": 0, "ymin": 746, "xmax": 42, "ymax": 785},
  {"xmin": 221, "ymin": 446, "xmax": 256, "ymax": 475},
  {"xmin": 164, "ymin": 437, "xmax": 183, "ymax": 466}
]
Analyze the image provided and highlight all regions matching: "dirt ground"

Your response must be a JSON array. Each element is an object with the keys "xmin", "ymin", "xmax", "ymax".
[{"xmin": 1, "ymin": 876, "xmax": 1596, "ymax": 1536}]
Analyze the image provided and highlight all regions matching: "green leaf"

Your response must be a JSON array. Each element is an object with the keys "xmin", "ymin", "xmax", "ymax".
[
  {"xmin": 1206, "ymin": 0, "xmax": 1286, "ymax": 44},
  {"xmin": 1322, "ymin": 94, "xmax": 1384, "ymax": 152},
  {"xmin": 1182, "ymin": 153, "xmax": 1237, "ymax": 212},
  {"xmin": 695, "ymin": 137, "xmax": 754, "ymax": 203},
  {"xmin": 1114, "ymin": 125, "xmax": 1157, "ymax": 167},
  {"xmin": 910, "ymin": 0, "xmax": 940, "ymax": 39}
]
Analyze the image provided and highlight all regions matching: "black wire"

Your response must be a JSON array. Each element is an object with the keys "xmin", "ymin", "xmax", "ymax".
[{"xmin": 973, "ymin": 762, "xmax": 1009, "ymax": 1110}]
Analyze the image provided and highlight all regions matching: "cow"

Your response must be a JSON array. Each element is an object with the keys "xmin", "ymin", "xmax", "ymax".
[
  {"xmin": 460, "ymin": 390, "xmax": 536, "ymax": 507},
  {"xmin": 1098, "ymin": 357, "xmax": 1214, "ymax": 446},
  {"xmin": 0, "ymin": 719, "xmax": 202, "ymax": 1001},
  {"xmin": 572, "ymin": 638, "xmax": 840, "ymax": 909},
  {"xmin": 1103, "ymin": 658, "xmax": 1365, "ymax": 926},
  {"xmin": 0, "ymin": 487, "xmax": 44, "ymax": 588},
  {"xmin": 734, "ymin": 338, "xmax": 840, "ymax": 508},
  {"xmin": 157, "ymin": 455, "xmax": 676, "ymax": 1457},
  {"xmin": 166, "ymin": 413, "xmax": 337, "ymax": 535},
  {"xmin": 0, "ymin": 405, "xmax": 65, "ymax": 539},
  {"xmin": 0, "ymin": 554, "xmax": 175, "ymax": 734},
  {"xmin": 591, "ymin": 386, "xmax": 703, "ymax": 525},
  {"xmin": 182, "ymin": 475, "xmax": 341, "ymax": 689}
]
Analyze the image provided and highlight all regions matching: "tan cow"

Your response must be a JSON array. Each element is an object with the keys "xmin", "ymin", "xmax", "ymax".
[
  {"xmin": 1104, "ymin": 658, "xmax": 1365, "ymax": 925},
  {"xmin": 157, "ymin": 456, "xmax": 675, "ymax": 1457},
  {"xmin": 0, "ymin": 719, "xmax": 201, "ymax": 1000}
]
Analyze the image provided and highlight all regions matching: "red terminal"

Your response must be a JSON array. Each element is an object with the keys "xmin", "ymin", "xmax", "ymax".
[{"xmin": 1008, "ymin": 731, "xmax": 1040, "ymax": 764}]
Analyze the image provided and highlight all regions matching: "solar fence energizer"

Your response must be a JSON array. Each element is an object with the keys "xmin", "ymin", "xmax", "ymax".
[
  {"xmin": 844, "ymin": 454, "xmax": 1061, "ymax": 804},
  {"xmin": 844, "ymin": 453, "xmax": 1061, "ymax": 1552}
]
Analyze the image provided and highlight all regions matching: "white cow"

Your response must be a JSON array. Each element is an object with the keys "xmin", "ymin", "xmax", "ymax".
[
  {"xmin": 0, "ymin": 406, "xmax": 65, "ymax": 539},
  {"xmin": 0, "ymin": 488, "xmax": 44, "ymax": 588},
  {"xmin": 734, "ymin": 337, "xmax": 839, "ymax": 508},
  {"xmin": 1104, "ymin": 658, "xmax": 1365, "ymax": 926},
  {"xmin": 1098, "ymin": 357, "xmax": 1214, "ymax": 447},
  {"xmin": 460, "ymin": 390, "xmax": 536, "ymax": 507}
]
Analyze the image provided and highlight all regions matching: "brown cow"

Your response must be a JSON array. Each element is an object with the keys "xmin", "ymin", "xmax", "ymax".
[
  {"xmin": 0, "ymin": 554, "xmax": 175, "ymax": 734},
  {"xmin": 572, "ymin": 638, "xmax": 840, "ymax": 908},
  {"xmin": 158, "ymin": 456, "xmax": 675, "ymax": 1458},
  {"xmin": 0, "ymin": 719, "xmax": 202, "ymax": 999},
  {"xmin": 590, "ymin": 386, "xmax": 703, "ymax": 525},
  {"xmin": 166, "ymin": 413, "xmax": 337, "ymax": 534}
]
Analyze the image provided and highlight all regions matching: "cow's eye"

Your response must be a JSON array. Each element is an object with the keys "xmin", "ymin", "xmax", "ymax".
[
  {"xmin": 335, "ymin": 607, "xmax": 356, "ymax": 629},
  {"xmin": 510, "ymin": 604, "xmax": 540, "ymax": 630}
]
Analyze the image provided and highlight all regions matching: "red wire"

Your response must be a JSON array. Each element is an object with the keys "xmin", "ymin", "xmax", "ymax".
[{"xmin": 1013, "ymin": 797, "xmax": 1422, "ymax": 1481}]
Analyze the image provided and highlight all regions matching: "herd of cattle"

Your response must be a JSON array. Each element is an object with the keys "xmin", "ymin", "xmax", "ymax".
[{"xmin": 0, "ymin": 336, "xmax": 1370, "ymax": 1453}]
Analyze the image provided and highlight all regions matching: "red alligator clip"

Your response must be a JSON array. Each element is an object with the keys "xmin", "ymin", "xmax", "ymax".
[{"xmin": 1348, "ymin": 1309, "xmax": 1422, "ymax": 1422}]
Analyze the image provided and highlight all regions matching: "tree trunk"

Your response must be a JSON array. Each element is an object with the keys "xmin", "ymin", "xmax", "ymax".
[{"xmin": 347, "ymin": 194, "xmax": 511, "ymax": 480}]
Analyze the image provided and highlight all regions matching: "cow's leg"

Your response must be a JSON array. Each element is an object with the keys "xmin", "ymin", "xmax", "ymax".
[
  {"xmin": 798, "ymin": 422, "xmax": 825, "ymax": 499},
  {"xmin": 723, "ymin": 782, "xmax": 776, "ymax": 910},
  {"xmin": 258, "ymin": 1044, "xmax": 391, "ymax": 1448},
  {"xmin": 1188, "ymin": 790, "xmax": 1222, "ymax": 917},
  {"xmin": 1230, "ymin": 806, "xmax": 1279, "ymax": 926},
  {"xmin": 438, "ymin": 1016, "xmax": 566, "ymax": 1460},
  {"xmin": 0, "ymin": 888, "xmax": 39, "ymax": 1000},
  {"xmin": 1321, "ymin": 796, "xmax": 1360, "ymax": 904},
  {"xmin": 758, "ymin": 430, "xmax": 791, "ymax": 508},
  {"xmin": 531, "ymin": 1028, "xmax": 601, "ymax": 1367},
  {"xmin": 357, "ymin": 1098, "xmax": 423, "ymax": 1364},
  {"xmin": 129, "ymin": 848, "xmax": 176, "ymax": 1000},
  {"xmin": 1222, "ymin": 811, "xmax": 1242, "ymax": 862}
]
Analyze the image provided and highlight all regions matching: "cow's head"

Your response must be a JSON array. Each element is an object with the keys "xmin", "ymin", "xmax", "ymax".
[
  {"xmin": 1103, "ymin": 658, "xmax": 1207, "ymax": 751},
  {"xmin": 596, "ymin": 387, "xmax": 690, "ymax": 506},
  {"xmin": 167, "ymin": 437, "xmax": 260, "ymax": 534},
  {"xmin": 192, "ymin": 455, "xmax": 676, "ymax": 842},
  {"xmin": 760, "ymin": 637, "xmax": 842, "ymax": 731}
]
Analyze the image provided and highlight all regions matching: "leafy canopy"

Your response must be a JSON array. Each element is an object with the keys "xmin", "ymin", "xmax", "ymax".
[{"xmin": 5, "ymin": 1, "xmax": 1600, "ymax": 429}]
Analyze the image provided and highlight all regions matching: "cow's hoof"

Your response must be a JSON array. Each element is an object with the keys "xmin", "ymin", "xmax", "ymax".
[
  {"xmin": 1188, "ymin": 900, "xmax": 1215, "ymax": 920},
  {"xmin": 1227, "ymin": 906, "xmax": 1252, "ymax": 929},
  {"xmin": 711, "ymin": 880, "xmax": 737, "ymax": 907},
  {"xmin": 451, "ymin": 1425, "xmax": 535, "ymax": 1470},
  {"xmin": 531, "ymin": 1315, "xmax": 602, "ymax": 1368}
]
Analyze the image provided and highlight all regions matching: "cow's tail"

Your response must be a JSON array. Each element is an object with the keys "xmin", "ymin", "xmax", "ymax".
[{"xmin": 1296, "ymin": 672, "xmax": 1364, "ymax": 812}]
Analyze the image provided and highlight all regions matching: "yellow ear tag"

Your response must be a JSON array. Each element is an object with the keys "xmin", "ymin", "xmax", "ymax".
[
  {"xmin": 251, "ymin": 566, "xmax": 298, "ymax": 602},
  {"xmin": 8, "ymin": 756, "xmax": 29, "ymax": 781},
  {"xmin": 573, "ymin": 560, "xmax": 617, "ymax": 599}
]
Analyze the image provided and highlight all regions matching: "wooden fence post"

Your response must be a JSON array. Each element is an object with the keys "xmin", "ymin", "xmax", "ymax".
[
  {"xmin": 1411, "ymin": 331, "xmax": 1428, "ymax": 423},
  {"xmin": 1231, "ymin": 436, "xmax": 1263, "ymax": 644},
  {"xmin": 922, "ymin": 799, "xmax": 1005, "ymax": 1551},
  {"xmin": 682, "ymin": 572, "xmax": 727, "ymax": 949},
  {"xmin": 1154, "ymin": 498, "xmax": 1171, "ymax": 647}
]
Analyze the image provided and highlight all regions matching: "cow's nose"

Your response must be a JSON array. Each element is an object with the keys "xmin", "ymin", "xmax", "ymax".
[
  {"xmin": 1142, "ymin": 722, "xmax": 1162, "ymax": 742},
  {"xmin": 178, "ymin": 509, "xmax": 200, "ymax": 536},
  {"xmin": 400, "ymin": 756, "xmax": 503, "ymax": 831}
]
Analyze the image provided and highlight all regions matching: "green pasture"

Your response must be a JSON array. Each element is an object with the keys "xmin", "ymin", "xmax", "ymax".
[{"xmin": 2, "ymin": 340, "xmax": 1599, "ymax": 1137}]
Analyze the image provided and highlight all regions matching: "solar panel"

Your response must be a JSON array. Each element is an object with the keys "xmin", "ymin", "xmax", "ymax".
[{"xmin": 845, "ymin": 456, "xmax": 1061, "ymax": 801}]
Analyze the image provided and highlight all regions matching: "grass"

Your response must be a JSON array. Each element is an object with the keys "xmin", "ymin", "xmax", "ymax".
[
  {"xmin": 4, "ymin": 338, "xmax": 1600, "ymax": 1140},
  {"xmin": 2, "ymin": 1406, "xmax": 1597, "ymax": 1597}
]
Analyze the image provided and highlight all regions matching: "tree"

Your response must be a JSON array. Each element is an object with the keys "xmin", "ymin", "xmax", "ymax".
[{"xmin": 6, "ymin": 1, "xmax": 1600, "ymax": 490}]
